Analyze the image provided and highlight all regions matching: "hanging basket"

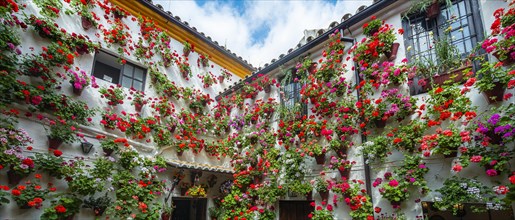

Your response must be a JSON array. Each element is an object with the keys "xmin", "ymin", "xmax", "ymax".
[
  {"xmin": 48, "ymin": 137, "xmax": 63, "ymax": 149},
  {"xmin": 338, "ymin": 167, "xmax": 351, "ymax": 179},
  {"xmin": 482, "ymin": 82, "xmax": 505, "ymax": 104},
  {"xmin": 264, "ymin": 84, "xmax": 272, "ymax": 93}
]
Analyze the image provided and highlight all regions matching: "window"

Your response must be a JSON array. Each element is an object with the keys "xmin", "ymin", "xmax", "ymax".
[
  {"xmin": 402, "ymin": 0, "xmax": 484, "ymax": 94},
  {"xmin": 281, "ymin": 68, "xmax": 307, "ymax": 115},
  {"xmin": 92, "ymin": 51, "xmax": 147, "ymax": 91}
]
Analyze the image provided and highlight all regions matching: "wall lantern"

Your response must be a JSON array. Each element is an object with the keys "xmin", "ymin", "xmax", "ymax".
[{"xmin": 81, "ymin": 142, "xmax": 94, "ymax": 154}]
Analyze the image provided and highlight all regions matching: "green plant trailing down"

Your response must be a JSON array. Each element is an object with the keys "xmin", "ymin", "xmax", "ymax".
[
  {"xmin": 433, "ymin": 177, "xmax": 503, "ymax": 215},
  {"xmin": 362, "ymin": 136, "xmax": 391, "ymax": 164},
  {"xmin": 83, "ymin": 193, "xmax": 112, "ymax": 216}
]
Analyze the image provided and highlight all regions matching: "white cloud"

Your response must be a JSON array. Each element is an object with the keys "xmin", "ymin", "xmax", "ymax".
[{"xmin": 154, "ymin": 0, "xmax": 373, "ymax": 68}]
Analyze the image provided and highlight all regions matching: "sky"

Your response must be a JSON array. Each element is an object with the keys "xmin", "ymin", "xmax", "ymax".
[{"xmin": 153, "ymin": 0, "xmax": 373, "ymax": 68}]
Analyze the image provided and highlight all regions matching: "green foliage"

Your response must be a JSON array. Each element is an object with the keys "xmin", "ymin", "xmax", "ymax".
[
  {"xmin": 362, "ymin": 136, "xmax": 391, "ymax": 164},
  {"xmin": 41, "ymin": 196, "xmax": 82, "ymax": 220}
]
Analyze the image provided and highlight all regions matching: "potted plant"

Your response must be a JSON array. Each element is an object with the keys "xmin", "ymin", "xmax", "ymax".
[
  {"xmin": 83, "ymin": 193, "xmax": 111, "ymax": 216},
  {"xmin": 99, "ymin": 85, "xmax": 125, "ymax": 106},
  {"xmin": 179, "ymin": 62, "xmax": 191, "ymax": 79},
  {"xmin": 34, "ymin": 152, "xmax": 67, "ymax": 179},
  {"xmin": 45, "ymin": 120, "xmax": 80, "ymax": 149},
  {"xmin": 305, "ymin": 142, "xmax": 327, "ymax": 164},
  {"xmin": 183, "ymin": 41, "xmax": 193, "ymax": 56},
  {"xmin": 68, "ymin": 69, "xmax": 95, "ymax": 95},
  {"xmin": 130, "ymin": 89, "xmax": 147, "ymax": 112},
  {"xmin": 361, "ymin": 136, "xmax": 391, "ymax": 163},
  {"xmin": 313, "ymin": 177, "xmax": 329, "ymax": 201},
  {"xmin": 378, "ymin": 174, "xmax": 409, "ymax": 209},
  {"xmin": 363, "ymin": 16, "xmax": 382, "ymax": 37},
  {"xmin": 100, "ymin": 138, "xmax": 122, "ymax": 156},
  {"xmin": 41, "ymin": 196, "xmax": 82, "ymax": 220},
  {"xmin": 10, "ymin": 180, "xmax": 48, "ymax": 209},
  {"xmin": 474, "ymin": 61, "xmax": 514, "ymax": 103},
  {"xmin": 80, "ymin": 8, "xmax": 97, "ymax": 30},
  {"xmin": 328, "ymin": 156, "xmax": 354, "ymax": 179},
  {"xmin": 407, "ymin": 0, "xmax": 452, "ymax": 19},
  {"xmin": 199, "ymin": 53, "xmax": 209, "ymax": 67},
  {"xmin": 433, "ymin": 177, "xmax": 498, "ymax": 216}
]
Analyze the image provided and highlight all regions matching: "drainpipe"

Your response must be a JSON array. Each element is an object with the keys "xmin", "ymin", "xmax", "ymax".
[{"xmin": 340, "ymin": 29, "xmax": 374, "ymax": 203}]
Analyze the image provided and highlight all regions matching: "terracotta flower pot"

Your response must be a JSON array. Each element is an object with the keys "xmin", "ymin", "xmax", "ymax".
[
  {"xmin": 161, "ymin": 213, "xmax": 172, "ymax": 220},
  {"xmin": 483, "ymin": 82, "xmax": 505, "ymax": 104},
  {"xmin": 72, "ymin": 87, "xmax": 83, "ymax": 96},
  {"xmin": 264, "ymin": 84, "xmax": 272, "ymax": 93},
  {"xmin": 314, "ymin": 153, "xmax": 325, "ymax": 164},
  {"xmin": 426, "ymin": 1, "xmax": 440, "ymax": 19},
  {"xmin": 183, "ymin": 49, "xmax": 190, "ymax": 57},
  {"xmin": 308, "ymin": 62, "xmax": 318, "ymax": 74},
  {"xmin": 177, "ymin": 151, "xmax": 184, "ymax": 157},
  {"xmin": 81, "ymin": 16, "xmax": 93, "ymax": 30},
  {"xmin": 253, "ymin": 176, "xmax": 263, "ymax": 184},
  {"xmin": 135, "ymin": 104, "xmax": 143, "ymax": 112},
  {"xmin": 338, "ymin": 167, "xmax": 351, "ymax": 179},
  {"xmin": 48, "ymin": 137, "xmax": 63, "ymax": 149},
  {"xmin": 385, "ymin": 43, "xmax": 400, "ymax": 61},
  {"xmin": 335, "ymin": 147, "xmax": 348, "ymax": 158}
]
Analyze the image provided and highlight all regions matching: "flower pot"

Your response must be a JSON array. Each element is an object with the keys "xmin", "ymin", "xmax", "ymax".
[
  {"xmin": 486, "ymin": 130, "xmax": 502, "ymax": 145},
  {"xmin": 72, "ymin": 87, "xmax": 83, "ymax": 96},
  {"xmin": 180, "ymin": 188, "xmax": 188, "ymax": 196},
  {"xmin": 103, "ymin": 148, "xmax": 114, "ymax": 156},
  {"xmin": 366, "ymin": 27, "xmax": 380, "ymax": 37},
  {"xmin": 264, "ymin": 84, "xmax": 272, "ymax": 93},
  {"xmin": 318, "ymin": 191, "xmax": 329, "ymax": 201},
  {"xmin": 65, "ymin": 214, "xmax": 75, "ymax": 220},
  {"xmin": 218, "ymin": 75, "xmax": 225, "ymax": 83},
  {"xmin": 183, "ymin": 49, "xmax": 190, "ymax": 57},
  {"xmin": 373, "ymin": 119, "xmax": 386, "ymax": 128},
  {"xmin": 443, "ymin": 151, "xmax": 458, "ymax": 158},
  {"xmin": 306, "ymin": 191, "xmax": 313, "ymax": 201},
  {"xmin": 338, "ymin": 167, "xmax": 350, "ymax": 179},
  {"xmin": 426, "ymin": 1, "xmax": 440, "ymax": 19},
  {"xmin": 181, "ymin": 70, "xmax": 189, "ymax": 78},
  {"xmin": 308, "ymin": 62, "xmax": 318, "ymax": 74},
  {"xmin": 135, "ymin": 104, "xmax": 143, "ymax": 112},
  {"xmin": 7, "ymin": 169, "xmax": 23, "ymax": 186},
  {"xmin": 314, "ymin": 154, "xmax": 325, "ymax": 165},
  {"xmin": 81, "ymin": 16, "xmax": 93, "ymax": 30},
  {"xmin": 48, "ymin": 137, "xmax": 63, "ymax": 149},
  {"xmin": 335, "ymin": 147, "xmax": 348, "ymax": 158},
  {"xmin": 161, "ymin": 213, "xmax": 172, "ymax": 220},
  {"xmin": 493, "ymin": 50, "xmax": 515, "ymax": 66},
  {"xmin": 422, "ymin": 66, "xmax": 468, "ymax": 92},
  {"xmin": 19, "ymin": 204, "xmax": 32, "ymax": 209},
  {"xmin": 385, "ymin": 43, "xmax": 400, "ymax": 61},
  {"xmin": 483, "ymin": 82, "xmax": 505, "ymax": 104},
  {"xmin": 253, "ymin": 176, "xmax": 263, "ymax": 184},
  {"xmin": 177, "ymin": 151, "xmax": 184, "ymax": 157}
]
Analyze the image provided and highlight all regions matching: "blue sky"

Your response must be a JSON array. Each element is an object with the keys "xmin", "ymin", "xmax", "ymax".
[{"xmin": 154, "ymin": 0, "xmax": 372, "ymax": 67}]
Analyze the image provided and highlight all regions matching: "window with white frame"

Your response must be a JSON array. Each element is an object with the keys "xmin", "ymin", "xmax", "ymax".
[{"xmin": 92, "ymin": 51, "xmax": 147, "ymax": 91}]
